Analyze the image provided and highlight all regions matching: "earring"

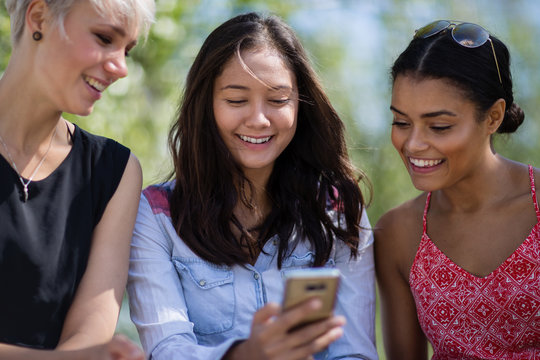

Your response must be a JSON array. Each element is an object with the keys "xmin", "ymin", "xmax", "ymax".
[{"xmin": 32, "ymin": 31, "xmax": 43, "ymax": 41}]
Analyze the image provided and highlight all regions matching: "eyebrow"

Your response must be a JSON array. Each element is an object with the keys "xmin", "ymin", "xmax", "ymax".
[
  {"xmin": 220, "ymin": 85, "xmax": 248, "ymax": 91},
  {"xmin": 101, "ymin": 24, "xmax": 138, "ymax": 47},
  {"xmin": 390, "ymin": 105, "xmax": 457, "ymax": 118},
  {"xmin": 219, "ymin": 84, "xmax": 293, "ymax": 91},
  {"xmin": 110, "ymin": 24, "xmax": 127, "ymax": 37}
]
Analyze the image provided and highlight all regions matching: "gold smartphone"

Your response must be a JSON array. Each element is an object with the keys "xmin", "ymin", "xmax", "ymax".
[{"xmin": 282, "ymin": 268, "xmax": 340, "ymax": 329}]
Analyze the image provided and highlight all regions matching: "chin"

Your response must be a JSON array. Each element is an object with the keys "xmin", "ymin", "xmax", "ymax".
[
  {"xmin": 71, "ymin": 106, "xmax": 94, "ymax": 117},
  {"xmin": 411, "ymin": 180, "xmax": 440, "ymax": 193}
]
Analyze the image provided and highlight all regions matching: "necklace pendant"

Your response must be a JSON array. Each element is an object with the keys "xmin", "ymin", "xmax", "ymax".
[{"xmin": 23, "ymin": 185, "xmax": 28, "ymax": 202}]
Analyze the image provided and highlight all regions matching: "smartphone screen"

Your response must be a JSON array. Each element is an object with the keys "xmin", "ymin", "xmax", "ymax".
[{"xmin": 282, "ymin": 268, "xmax": 340, "ymax": 329}]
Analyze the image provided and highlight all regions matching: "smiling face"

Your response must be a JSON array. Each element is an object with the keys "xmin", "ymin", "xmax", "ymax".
[
  {"xmin": 35, "ymin": 0, "xmax": 139, "ymax": 115},
  {"xmin": 390, "ymin": 75, "xmax": 495, "ymax": 192},
  {"xmin": 213, "ymin": 47, "xmax": 298, "ymax": 183}
]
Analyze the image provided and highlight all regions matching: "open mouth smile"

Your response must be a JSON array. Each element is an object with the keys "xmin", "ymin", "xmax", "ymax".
[
  {"xmin": 409, "ymin": 157, "xmax": 444, "ymax": 168},
  {"xmin": 83, "ymin": 75, "xmax": 107, "ymax": 92},
  {"xmin": 238, "ymin": 135, "xmax": 273, "ymax": 144}
]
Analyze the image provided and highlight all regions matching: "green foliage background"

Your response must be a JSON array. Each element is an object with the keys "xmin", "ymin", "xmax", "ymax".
[{"xmin": 2, "ymin": 0, "xmax": 539, "ymax": 358}]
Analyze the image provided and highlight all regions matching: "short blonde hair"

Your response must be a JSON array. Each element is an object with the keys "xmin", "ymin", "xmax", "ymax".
[{"xmin": 5, "ymin": 0, "xmax": 155, "ymax": 44}]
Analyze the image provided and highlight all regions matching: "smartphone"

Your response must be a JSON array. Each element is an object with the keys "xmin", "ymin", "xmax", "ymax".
[{"xmin": 282, "ymin": 268, "xmax": 340, "ymax": 329}]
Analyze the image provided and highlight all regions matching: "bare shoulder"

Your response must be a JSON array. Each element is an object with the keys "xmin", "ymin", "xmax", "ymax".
[
  {"xmin": 375, "ymin": 193, "xmax": 427, "ymax": 244},
  {"xmin": 116, "ymin": 153, "xmax": 143, "ymax": 195},
  {"xmin": 125, "ymin": 153, "xmax": 143, "ymax": 180},
  {"xmin": 374, "ymin": 193, "xmax": 428, "ymax": 277},
  {"xmin": 505, "ymin": 160, "xmax": 539, "ymax": 197}
]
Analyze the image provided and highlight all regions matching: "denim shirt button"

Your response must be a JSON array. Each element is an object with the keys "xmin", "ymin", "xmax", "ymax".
[
  {"xmin": 253, "ymin": 273, "xmax": 260, "ymax": 280},
  {"xmin": 272, "ymin": 240, "xmax": 277, "ymax": 246},
  {"xmin": 199, "ymin": 279, "xmax": 206, "ymax": 286}
]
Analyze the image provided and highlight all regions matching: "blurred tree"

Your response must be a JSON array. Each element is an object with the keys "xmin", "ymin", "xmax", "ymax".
[
  {"xmin": 2, "ymin": 1, "xmax": 539, "ymax": 358},
  {"xmin": 0, "ymin": 4, "xmax": 10, "ymax": 70}
]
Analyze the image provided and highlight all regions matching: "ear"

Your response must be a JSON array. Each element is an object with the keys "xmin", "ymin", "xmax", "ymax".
[
  {"xmin": 25, "ymin": 0, "xmax": 49, "ymax": 35},
  {"xmin": 485, "ymin": 98, "xmax": 506, "ymax": 135}
]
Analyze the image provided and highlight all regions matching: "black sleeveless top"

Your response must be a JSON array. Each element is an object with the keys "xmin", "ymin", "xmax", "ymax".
[{"xmin": 0, "ymin": 124, "xmax": 130, "ymax": 349}]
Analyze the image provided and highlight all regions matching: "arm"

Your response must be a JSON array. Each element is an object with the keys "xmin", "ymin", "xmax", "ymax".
[
  {"xmin": 0, "ymin": 154, "xmax": 144, "ymax": 360},
  {"xmin": 374, "ymin": 207, "xmax": 427, "ymax": 360},
  {"xmin": 127, "ymin": 192, "xmax": 243, "ymax": 360},
  {"xmin": 128, "ymin": 191, "xmax": 346, "ymax": 360},
  {"xmin": 224, "ymin": 300, "xmax": 345, "ymax": 360},
  {"xmin": 228, "ymin": 210, "xmax": 377, "ymax": 360},
  {"xmin": 325, "ymin": 209, "xmax": 377, "ymax": 360}
]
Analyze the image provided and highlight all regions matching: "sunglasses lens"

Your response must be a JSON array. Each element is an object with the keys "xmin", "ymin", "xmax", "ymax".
[
  {"xmin": 452, "ymin": 23, "xmax": 489, "ymax": 48},
  {"xmin": 415, "ymin": 20, "xmax": 451, "ymax": 39}
]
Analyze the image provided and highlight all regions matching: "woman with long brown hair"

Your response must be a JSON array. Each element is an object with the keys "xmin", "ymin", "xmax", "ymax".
[{"xmin": 128, "ymin": 12, "xmax": 377, "ymax": 360}]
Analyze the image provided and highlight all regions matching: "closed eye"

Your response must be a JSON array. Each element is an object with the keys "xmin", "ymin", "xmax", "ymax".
[
  {"xmin": 391, "ymin": 120, "xmax": 410, "ymax": 128},
  {"xmin": 270, "ymin": 99, "xmax": 290, "ymax": 105},
  {"xmin": 225, "ymin": 99, "xmax": 246, "ymax": 105},
  {"xmin": 431, "ymin": 125, "xmax": 452, "ymax": 132},
  {"xmin": 95, "ymin": 33, "xmax": 112, "ymax": 45}
]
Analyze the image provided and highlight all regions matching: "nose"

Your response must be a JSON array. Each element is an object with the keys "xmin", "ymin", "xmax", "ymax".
[
  {"xmin": 104, "ymin": 51, "xmax": 128, "ymax": 79},
  {"xmin": 405, "ymin": 127, "xmax": 429, "ymax": 152},
  {"xmin": 245, "ymin": 101, "xmax": 271, "ymax": 129}
]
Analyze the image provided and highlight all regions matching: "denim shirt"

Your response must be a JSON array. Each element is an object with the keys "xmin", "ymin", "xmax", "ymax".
[{"xmin": 127, "ymin": 183, "xmax": 377, "ymax": 360}]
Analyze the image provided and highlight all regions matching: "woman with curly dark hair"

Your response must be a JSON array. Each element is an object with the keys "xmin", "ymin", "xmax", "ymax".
[{"xmin": 376, "ymin": 20, "xmax": 539, "ymax": 359}]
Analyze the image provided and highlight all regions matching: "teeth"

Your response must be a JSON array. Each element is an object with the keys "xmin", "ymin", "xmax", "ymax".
[
  {"xmin": 410, "ymin": 158, "xmax": 443, "ymax": 167},
  {"xmin": 84, "ymin": 76, "xmax": 106, "ymax": 92},
  {"xmin": 239, "ymin": 135, "xmax": 272, "ymax": 144}
]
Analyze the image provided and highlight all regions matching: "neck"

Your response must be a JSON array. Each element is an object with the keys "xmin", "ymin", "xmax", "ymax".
[
  {"xmin": 434, "ymin": 154, "xmax": 512, "ymax": 213},
  {"xmin": 234, "ymin": 174, "xmax": 272, "ymax": 231},
  {"xmin": 0, "ymin": 61, "xmax": 63, "ymax": 153}
]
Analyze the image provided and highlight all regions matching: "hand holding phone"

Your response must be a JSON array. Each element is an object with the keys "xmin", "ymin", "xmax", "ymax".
[{"xmin": 282, "ymin": 268, "xmax": 340, "ymax": 329}]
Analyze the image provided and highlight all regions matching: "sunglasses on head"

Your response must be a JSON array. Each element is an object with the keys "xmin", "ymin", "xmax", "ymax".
[{"xmin": 414, "ymin": 20, "xmax": 502, "ymax": 84}]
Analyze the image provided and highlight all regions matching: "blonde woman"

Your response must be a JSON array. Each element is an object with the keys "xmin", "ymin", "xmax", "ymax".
[{"xmin": 0, "ymin": 1, "xmax": 154, "ymax": 359}]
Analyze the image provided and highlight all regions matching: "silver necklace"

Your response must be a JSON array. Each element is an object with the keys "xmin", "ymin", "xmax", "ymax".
[{"xmin": 0, "ymin": 125, "xmax": 58, "ymax": 202}]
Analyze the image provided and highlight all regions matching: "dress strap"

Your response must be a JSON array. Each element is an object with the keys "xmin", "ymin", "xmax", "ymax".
[
  {"xmin": 423, "ymin": 192, "xmax": 432, "ymax": 233},
  {"xmin": 529, "ymin": 164, "xmax": 540, "ymax": 221},
  {"xmin": 65, "ymin": 121, "xmax": 74, "ymax": 141}
]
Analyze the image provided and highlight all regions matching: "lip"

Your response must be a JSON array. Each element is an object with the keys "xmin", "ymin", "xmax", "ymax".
[{"xmin": 83, "ymin": 75, "xmax": 110, "ymax": 97}]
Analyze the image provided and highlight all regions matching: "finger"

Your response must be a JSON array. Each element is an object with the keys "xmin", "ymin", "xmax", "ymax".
[
  {"xmin": 284, "ymin": 326, "xmax": 344, "ymax": 360},
  {"xmin": 256, "ymin": 298, "xmax": 323, "ymax": 345},
  {"xmin": 248, "ymin": 302, "xmax": 284, "ymax": 349},
  {"xmin": 252, "ymin": 302, "xmax": 281, "ymax": 325},
  {"xmin": 279, "ymin": 298, "xmax": 324, "ymax": 331},
  {"xmin": 270, "ymin": 315, "xmax": 345, "ymax": 353}
]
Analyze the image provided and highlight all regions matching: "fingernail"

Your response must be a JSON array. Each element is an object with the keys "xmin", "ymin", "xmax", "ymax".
[
  {"xmin": 310, "ymin": 298, "xmax": 323, "ymax": 309},
  {"xmin": 330, "ymin": 327, "xmax": 343, "ymax": 339},
  {"xmin": 335, "ymin": 315, "xmax": 346, "ymax": 325}
]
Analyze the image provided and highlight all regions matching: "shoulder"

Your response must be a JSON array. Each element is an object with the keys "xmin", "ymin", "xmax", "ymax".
[
  {"xmin": 118, "ymin": 154, "xmax": 143, "ymax": 192},
  {"xmin": 374, "ymin": 193, "xmax": 427, "ymax": 277},
  {"xmin": 375, "ymin": 194, "xmax": 426, "ymax": 240},
  {"xmin": 75, "ymin": 124, "xmax": 130, "ymax": 160},
  {"xmin": 141, "ymin": 182, "xmax": 174, "ymax": 217}
]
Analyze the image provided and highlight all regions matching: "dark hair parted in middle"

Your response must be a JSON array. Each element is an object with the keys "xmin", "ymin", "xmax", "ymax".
[
  {"xmin": 391, "ymin": 23, "xmax": 525, "ymax": 134},
  {"xmin": 168, "ymin": 12, "xmax": 368, "ymax": 267}
]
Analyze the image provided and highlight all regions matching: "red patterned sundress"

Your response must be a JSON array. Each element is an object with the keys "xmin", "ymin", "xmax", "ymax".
[{"xmin": 409, "ymin": 165, "xmax": 540, "ymax": 359}]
